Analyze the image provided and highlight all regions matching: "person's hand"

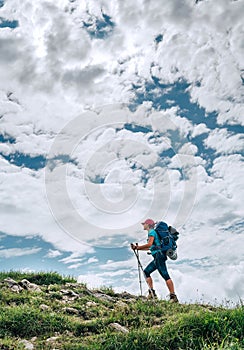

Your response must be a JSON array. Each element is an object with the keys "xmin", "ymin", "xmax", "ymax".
[{"xmin": 130, "ymin": 243, "xmax": 137, "ymax": 250}]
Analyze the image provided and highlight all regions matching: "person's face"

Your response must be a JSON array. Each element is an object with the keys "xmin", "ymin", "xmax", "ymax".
[{"xmin": 142, "ymin": 223, "xmax": 149, "ymax": 230}]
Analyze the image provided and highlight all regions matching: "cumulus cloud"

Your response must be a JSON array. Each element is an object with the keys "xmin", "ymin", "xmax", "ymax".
[
  {"xmin": 191, "ymin": 123, "xmax": 209, "ymax": 138},
  {"xmin": 205, "ymin": 129, "xmax": 244, "ymax": 154},
  {"xmin": 1, "ymin": 0, "xmax": 242, "ymax": 114}
]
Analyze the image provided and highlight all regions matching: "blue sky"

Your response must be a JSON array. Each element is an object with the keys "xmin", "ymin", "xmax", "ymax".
[
  {"xmin": 0, "ymin": 233, "xmax": 131, "ymax": 282},
  {"xmin": 0, "ymin": 0, "xmax": 243, "ymax": 304}
]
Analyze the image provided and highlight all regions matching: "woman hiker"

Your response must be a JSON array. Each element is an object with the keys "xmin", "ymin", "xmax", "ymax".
[{"xmin": 131, "ymin": 218, "xmax": 178, "ymax": 302}]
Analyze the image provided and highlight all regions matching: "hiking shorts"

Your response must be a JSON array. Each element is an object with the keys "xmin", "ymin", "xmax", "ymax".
[{"xmin": 144, "ymin": 251, "xmax": 170, "ymax": 281}]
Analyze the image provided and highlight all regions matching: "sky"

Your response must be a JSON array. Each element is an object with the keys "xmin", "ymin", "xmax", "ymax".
[{"xmin": 0, "ymin": 0, "xmax": 243, "ymax": 305}]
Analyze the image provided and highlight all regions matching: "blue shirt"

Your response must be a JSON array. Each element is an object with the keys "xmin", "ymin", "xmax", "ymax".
[{"xmin": 148, "ymin": 229, "xmax": 161, "ymax": 255}]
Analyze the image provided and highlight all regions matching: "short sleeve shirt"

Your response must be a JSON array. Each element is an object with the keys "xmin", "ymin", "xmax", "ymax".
[{"xmin": 148, "ymin": 228, "xmax": 161, "ymax": 255}]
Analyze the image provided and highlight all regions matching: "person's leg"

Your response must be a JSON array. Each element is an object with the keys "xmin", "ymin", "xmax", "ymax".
[
  {"xmin": 166, "ymin": 278, "xmax": 175, "ymax": 294},
  {"xmin": 146, "ymin": 276, "xmax": 153, "ymax": 289},
  {"xmin": 155, "ymin": 252, "xmax": 178, "ymax": 302},
  {"xmin": 144, "ymin": 260, "xmax": 157, "ymax": 285},
  {"xmin": 144, "ymin": 260, "xmax": 157, "ymax": 298}
]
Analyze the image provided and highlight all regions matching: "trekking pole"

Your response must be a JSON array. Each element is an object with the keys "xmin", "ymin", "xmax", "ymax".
[
  {"xmin": 135, "ymin": 243, "xmax": 143, "ymax": 296},
  {"xmin": 131, "ymin": 243, "xmax": 156, "ymax": 300}
]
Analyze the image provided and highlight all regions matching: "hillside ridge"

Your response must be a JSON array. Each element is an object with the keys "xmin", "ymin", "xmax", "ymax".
[{"xmin": 0, "ymin": 272, "xmax": 243, "ymax": 350}]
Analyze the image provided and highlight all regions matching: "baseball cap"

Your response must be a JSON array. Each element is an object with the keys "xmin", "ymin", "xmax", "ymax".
[{"xmin": 141, "ymin": 219, "xmax": 155, "ymax": 226}]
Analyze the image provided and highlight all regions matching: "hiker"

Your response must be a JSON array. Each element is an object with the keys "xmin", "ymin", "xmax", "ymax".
[{"xmin": 131, "ymin": 218, "xmax": 178, "ymax": 302}]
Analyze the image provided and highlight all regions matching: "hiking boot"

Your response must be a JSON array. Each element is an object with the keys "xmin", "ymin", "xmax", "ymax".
[
  {"xmin": 169, "ymin": 293, "xmax": 178, "ymax": 303},
  {"xmin": 147, "ymin": 289, "xmax": 157, "ymax": 299}
]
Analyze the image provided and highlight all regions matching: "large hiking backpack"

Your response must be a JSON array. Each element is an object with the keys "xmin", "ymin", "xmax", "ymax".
[{"xmin": 154, "ymin": 221, "xmax": 179, "ymax": 260}]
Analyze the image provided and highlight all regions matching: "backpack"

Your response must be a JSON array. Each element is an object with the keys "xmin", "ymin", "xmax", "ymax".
[{"xmin": 154, "ymin": 221, "xmax": 179, "ymax": 260}]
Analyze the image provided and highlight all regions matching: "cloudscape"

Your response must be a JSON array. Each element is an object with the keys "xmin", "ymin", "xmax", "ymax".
[{"xmin": 0, "ymin": 0, "xmax": 243, "ymax": 304}]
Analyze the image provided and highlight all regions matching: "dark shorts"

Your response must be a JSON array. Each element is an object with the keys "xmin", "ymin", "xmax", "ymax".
[{"xmin": 144, "ymin": 251, "xmax": 170, "ymax": 281}]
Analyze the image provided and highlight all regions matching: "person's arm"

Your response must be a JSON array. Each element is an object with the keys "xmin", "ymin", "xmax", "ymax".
[{"xmin": 132, "ymin": 236, "xmax": 154, "ymax": 251}]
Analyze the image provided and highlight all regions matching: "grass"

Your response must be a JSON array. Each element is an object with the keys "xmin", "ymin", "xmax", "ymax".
[
  {"xmin": 0, "ymin": 270, "xmax": 76, "ymax": 285},
  {"xmin": 0, "ymin": 272, "xmax": 243, "ymax": 349},
  {"xmin": 0, "ymin": 305, "xmax": 73, "ymax": 338}
]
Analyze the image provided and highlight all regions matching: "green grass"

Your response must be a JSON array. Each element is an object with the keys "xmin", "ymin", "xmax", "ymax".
[
  {"xmin": 0, "ymin": 305, "xmax": 73, "ymax": 338},
  {"xmin": 0, "ymin": 270, "xmax": 76, "ymax": 285},
  {"xmin": 0, "ymin": 272, "xmax": 243, "ymax": 350}
]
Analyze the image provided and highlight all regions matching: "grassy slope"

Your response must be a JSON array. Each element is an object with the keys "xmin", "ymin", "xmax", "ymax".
[{"xmin": 0, "ymin": 272, "xmax": 243, "ymax": 350}]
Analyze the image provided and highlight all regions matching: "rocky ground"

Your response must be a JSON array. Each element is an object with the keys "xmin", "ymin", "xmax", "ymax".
[{"xmin": 0, "ymin": 273, "xmax": 243, "ymax": 350}]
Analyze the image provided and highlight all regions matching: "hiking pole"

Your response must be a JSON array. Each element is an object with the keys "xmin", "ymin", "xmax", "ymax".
[
  {"xmin": 135, "ymin": 243, "xmax": 143, "ymax": 296},
  {"xmin": 131, "ymin": 243, "xmax": 156, "ymax": 300},
  {"xmin": 132, "ymin": 247, "xmax": 144, "ymax": 296}
]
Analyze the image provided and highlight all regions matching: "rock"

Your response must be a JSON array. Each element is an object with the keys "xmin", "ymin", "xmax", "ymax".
[
  {"xmin": 80, "ymin": 288, "xmax": 94, "ymax": 296},
  {"xmin": 46, "ymin": 336, "xmax": 59, "ymax": 342},
  {"xmin": 66, "ymin": 283, "xmax": 93, "ymax": 294},
  {"xmin": 11, "ymin": 284, "xmax": 23, "ymax": 293},
  {"xmin": 40, "ymin": 304, "xmax": 50, "ymax": 311},
  {"xmin": 60, "ymin": 289, "xmax": 79, "ymax": 301},
  {"xmin": 19, "ymin": 279, "xmax": 42, "ymax": 292},
  {"xmin": 65, "ymin": 283, "xmax": 81, "ymax": 289},
  {"xmin": 3, "ymin": 278, "xmax": 23, "ymax": 293},
  {"xmin": 60, "ymin": 289, "xmax": 79, "ymax": 297},
  {"xmin": 86, "ymin": 301, "xmax": 97, "ymax": 307},
  {"xmin": 120, "ymin": 291, "xmax": 137, "ymax": 299},
  {"xmin": 3, "ymin": 277, "xmax": 18, "ymax": 287},
  {"xmin": 93, "ymin": 292, "xmax": 115, "ymax": 302},
  {"xmin": 18, "ymin": 339, "xmax": 34, "ymax": 349},
  {"xmin": 3, "ymin": 277, "xmax": 42, "ymax": 293},
  {"xmin": 62, "ymin": 307, "xmax": 79, "ymax": 315},
  {"xmin": 109, "ymin": 322, "xmax": 129, "ymax": 333}
]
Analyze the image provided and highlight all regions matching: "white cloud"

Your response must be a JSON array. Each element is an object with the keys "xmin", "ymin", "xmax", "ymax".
[
  {"xmin": 217, "ymin": 103, "xmax": 244, "ymax": 126},
  {"xmin": 46, "ymin": 249, "xmax": 62, "ymax": 258},
  {"xmin": 0, "ymin": 247, "xmax": 41, "ymax": 258},
  {"xmin": 99, "ymin": 258, "xmax": 133, "ymax": 271},
  {"xmin": 87, "ymin": 256, "xmax": 99, "ymax": 264},
  {"xmin": 68, "ymin": 263, "xmax": 83, "ymax": 269},
  {"xmin": 1, "ymin": 101, "xmax": 241, "ymax": 251},
  {"xmin": 204, "ymin": 129, "xmax": 244, "ymax": 154},
  {"xmin": 1, "ymin": 0, "xmax": 242, "ymax": 115},
  {"xmin": 0, "ymin": 158, "xmax": 94, "ymax": 254},
  {"xmin": 167, "ymin": 262, "xmax": 244, "ymax": 305},
  {"xmin": 59, "ymin": 253, "xmax": 86, "ymax": 265},
  {"xmin": 77, "ymin": 274, "xmax": 106, "ymax": 289},
  {"xmin": 210, "ymin": 154, "xmax": 244, "ymax": 209},
  {"xmin": 191, "ymin": 123, "xmax": 209, "ymax": 138}
]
